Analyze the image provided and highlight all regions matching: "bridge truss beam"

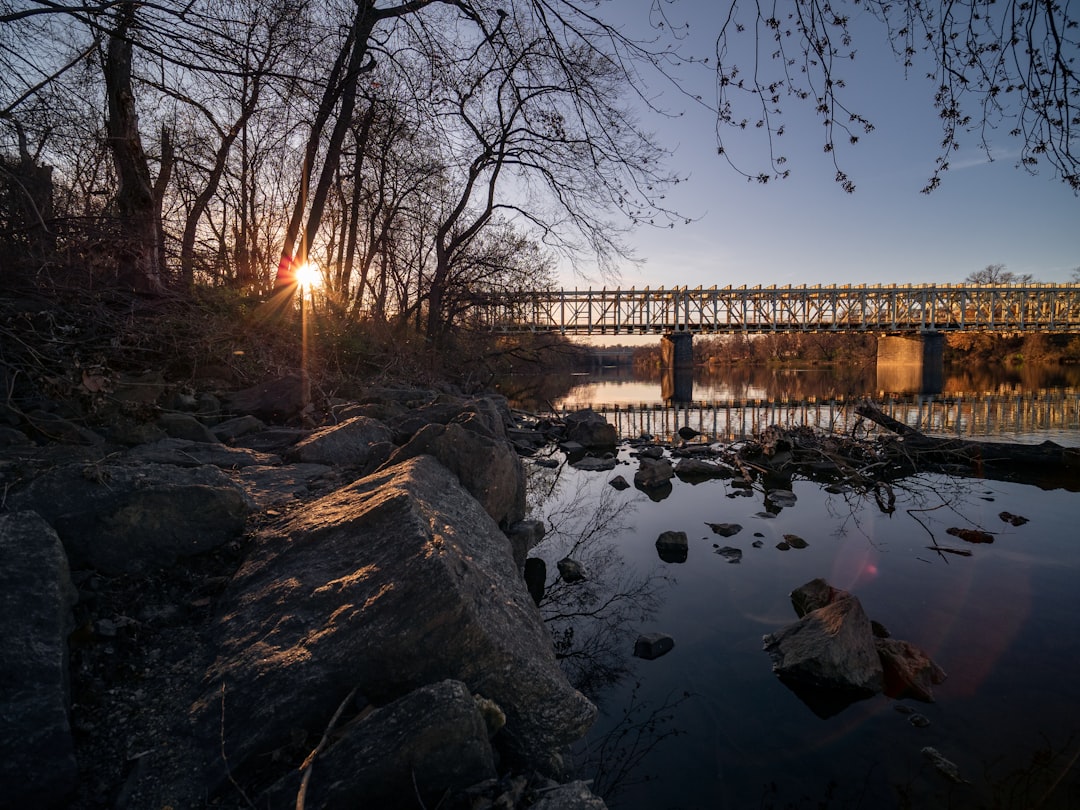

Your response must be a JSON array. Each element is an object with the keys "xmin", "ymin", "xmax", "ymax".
[{"xmin": 470, "ymin": 284, "xmax": 1080, "ymax": 335}]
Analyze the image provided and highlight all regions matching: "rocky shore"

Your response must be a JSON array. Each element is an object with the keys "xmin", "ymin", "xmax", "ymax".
[{"xmin": 0, "ymin": 373, "xmax": 608, "ymax": 809}]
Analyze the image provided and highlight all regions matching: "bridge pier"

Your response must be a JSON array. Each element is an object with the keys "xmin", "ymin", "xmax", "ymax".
[
  {"xmin": 661, "ymin": 332, "xmax": 693, "ymax": 403},
  {"xmin": 876, "ymin": 333, "xmax": 944, "ymax": 394}
]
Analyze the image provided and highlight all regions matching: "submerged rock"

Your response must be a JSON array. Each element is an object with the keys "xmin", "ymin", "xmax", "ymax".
[
  {"xmin": 656, "ymin": 531, "xmax": 689, "ymax": 564},
  {"xmin": 634, "ymin": 633, "xmax": 675, "ymax": 660}
]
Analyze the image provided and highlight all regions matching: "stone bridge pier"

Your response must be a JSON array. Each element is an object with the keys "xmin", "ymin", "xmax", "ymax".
[
  {"xmin": 661, "ymin": 331, "xmax": 693, "ymax": 403},
  {"xmin": 876, "ymin": 332, "xmax": 944, "ymax": 394}
]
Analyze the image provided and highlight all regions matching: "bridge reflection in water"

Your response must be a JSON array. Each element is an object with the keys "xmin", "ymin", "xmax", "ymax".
[{"xmin": 569, "ymin": 389, "xmax": 1080, "ymax": 444}]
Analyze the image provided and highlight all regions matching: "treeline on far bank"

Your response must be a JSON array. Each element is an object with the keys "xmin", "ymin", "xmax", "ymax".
[{"xmin": 624, "ymin": 332, "xmax": 1080, "ymax": 370}]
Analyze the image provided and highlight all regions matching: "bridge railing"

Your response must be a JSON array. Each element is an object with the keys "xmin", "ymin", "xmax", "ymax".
[{"xmin": 469, "ymin": 284, "xmax": 1080, "ymax": 334}]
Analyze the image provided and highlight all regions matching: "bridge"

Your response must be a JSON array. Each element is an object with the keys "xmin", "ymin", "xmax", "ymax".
[
  {"xmin": 472, "ymin": 283, "xmax": 1080, "ymax": 394},
  {"xmin": 473, "ymin": 284, "xmax": 1080, "ymax": 335}
]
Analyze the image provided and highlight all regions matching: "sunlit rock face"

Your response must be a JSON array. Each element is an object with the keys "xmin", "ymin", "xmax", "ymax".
[{"xmin": 193, "ymin": 455, "xmax": 595, "ymax": 791}]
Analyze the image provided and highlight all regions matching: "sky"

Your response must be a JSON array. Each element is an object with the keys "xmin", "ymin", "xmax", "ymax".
[{"xmin": 556, "ymin": 0, "xmax": 1079, "ymax": 291}]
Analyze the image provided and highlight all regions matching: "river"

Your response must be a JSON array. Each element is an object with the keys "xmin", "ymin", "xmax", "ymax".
[{"xmin": 511, "ymin": 363, "xmax": 1080, "ymax": 809}]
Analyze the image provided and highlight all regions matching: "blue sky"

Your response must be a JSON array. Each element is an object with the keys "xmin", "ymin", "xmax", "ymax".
[{"xmin": 558, "ymin": 0, "xmax": 1079, "ymax": 290}]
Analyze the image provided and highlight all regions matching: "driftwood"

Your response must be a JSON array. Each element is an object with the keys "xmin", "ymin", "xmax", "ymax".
[{"xmin": 854, "ymin": 402, "xmax": 1080, "ymax": 471}]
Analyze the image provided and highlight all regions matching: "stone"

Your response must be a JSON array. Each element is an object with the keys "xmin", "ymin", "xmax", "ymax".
[
  {"xmin": 230, "ymin": 463, "xmax": 335, "ymax": 509},
  {"xmin": 381, "ymin": 421, "xmax": 525, "ymax": 527},
  {"xmin": 563, "ymin": 409, "xmax": 617, "ymax": 448},
  {"xmin": 677, "ymin": 425, "xmax": 700, "ymax": 440},
  {"xmin": 655, "ymin": 531, "xmax": 688, "ymax": 564},
  {"xmin": 715, "ymin": 546, "xmax": 742, "ymax": 563},
  {"xmin": 706, "ymin": 522, "xmax": 742, "ymax": 538},
  {"xmin": 675, "ymin": 457, "xmax": 731, "ymax": 481},
  {"xmin": 608, "ymin": 475, "xmax": 630, "ymax": 490},
  {"xmin": 286, "ymin": 415, "xmax": 393, "ymax": 467},
  {"xmin": 634, "ymin": 632, "xmax": 675, "ymax": 660},
  {"xmin": 7, "ymin": 461, "xmax": 254, "ymax": 575},
  {"xmin": 259, "ymin": 680, "xmax": 496, "ymax": 809},
  {"xmin": 157, "ymin": 412, "xmax": 219, "ymax": 443},
  {"xmin": 636, "ymin": 445, "xmax": 664, "ymax": 459},
  {"xmin": 946, "ymin": 526, "xmax": 995, "ymax": 544},
  {"xmin": 0, "ymin": 512, "xmax": 78, "ymax": 808},
  {"xmin": 921, "ymin": 747, "xmax": 968, "ymax": 784},
  {"xmin": 875, "ymin": 637, "xmax": 947, "ymax": 702},
  {"xmin": 557, "ymin": 557, "xmax": 587, "ymax": 582},
  {"xmin": 766, "ymin": 489, "xmax": 797, "ymax": 508},
  {"xmin": 571, "ymin": 455, "xmax": 617, "ymax": 472},
  {"xmin": 211, "ymin": 414, "xmax": 266, "ymax": 442},
  {"xmin": 783, "ymin": 533, "xmax": 808, "ymax": 549},
  {"xmin": 999, "ymin": 511, "xmax": 1029, "ymax": 526},
  {"xmin": 634, "ymin": 457, "xmax": 674, "ymax": 490},
  {"xmin": 763, "ymin": 594, "xmax": 884, "ymax": 697},
  {"xmin": 191, "ymin": 456, "xmax": 595, "ymax": 788},
  {"xmin": 125, "ymin": 437, "xmax": 280, "ymax": 468},
  {"xmin": 790, "ymin": 578, "xmax": 850, "ymax": 618},
  {"xmin": 222, "ymin": 373, "xmax": 310, "ymax": 421},
  {"xmin": 24, "ymin": 410, "xmax": 104, "ymax": 445}
]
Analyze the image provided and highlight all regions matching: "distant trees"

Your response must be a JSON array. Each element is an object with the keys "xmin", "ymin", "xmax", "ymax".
[{"xmin": 964, "ymin": 264, "xmax": 1035, "ymax": 285}]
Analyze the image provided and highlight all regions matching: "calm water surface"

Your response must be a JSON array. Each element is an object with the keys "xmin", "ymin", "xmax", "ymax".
[{"xmin": 520, "ymin": 366, "xmax": 1080, "ymax": 809}]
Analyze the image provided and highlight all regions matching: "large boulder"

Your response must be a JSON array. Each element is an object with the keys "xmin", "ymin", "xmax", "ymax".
[
  {"xmin": 563, "ymin": 409, "xmax": 617, "ymax": 448},
  {"xmin": 0, "ymin": 512, "xmax": 78, "ymax": 808},
  {"xmin": 7, "ymin": 461, "xmax": 254, "ymax": 574},
  {"xmin": 285, "ymin": 415, "xmax": 394, "ymax": 467},
  {"xmin": 260, "ymin": 680, "xmax": 496, "ymax": 809},
  {"xmin": 763, "ymin": 593, "xmax": 883, "ymax": 698},
  {"xmin": 221, "ymin": 373, "xmax": 309, "ymax": 421},
  {"xmin": 191, "ymin": 455, "xmax": 595, "ymax": 793},
  {"xmin": 380, "ymin": 421, "xmax": 526, "ymax": 527}
]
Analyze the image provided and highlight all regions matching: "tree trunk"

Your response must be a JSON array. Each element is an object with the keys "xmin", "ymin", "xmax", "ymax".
[{"xmin": 104, "ymin": 3, "xmax": 166, "ymax": 293}]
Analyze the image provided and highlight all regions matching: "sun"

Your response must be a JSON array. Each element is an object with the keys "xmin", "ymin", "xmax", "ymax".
[{"xmin": 294, "ymin": 261, "xmax": 322, "ymax": 289}]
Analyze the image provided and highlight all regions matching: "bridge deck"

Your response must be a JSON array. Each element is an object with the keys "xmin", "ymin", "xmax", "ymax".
[{"xmin": 471, "ymin": 284, "xmax": 1080, "ymax": 334}]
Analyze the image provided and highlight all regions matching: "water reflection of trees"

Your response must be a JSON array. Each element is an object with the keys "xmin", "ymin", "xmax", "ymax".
[{"xmin": 532, "ymin": 478, "xmax": 668, "ymax": 698}]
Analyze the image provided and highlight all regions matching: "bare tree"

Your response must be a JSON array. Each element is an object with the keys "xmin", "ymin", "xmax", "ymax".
[
  {"xmin": 964, "ymin": 263, "xmax": 1035, "ymax": 284},
  {"xmin": 707, "ymin": 0, "xmax": 1079, "ymax": 192}
]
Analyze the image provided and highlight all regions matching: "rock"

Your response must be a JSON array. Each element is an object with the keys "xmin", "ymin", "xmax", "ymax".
[
  {"xmin": 715, "ymin": 546, "xmax": 742, "ymax": 563},
  {"xmin": 563, "ymin": 409, "xmax": 617, "ymax": 448},
  {"xmin": 675, "ymin": 457, "xmax": 731, "ymax": 481},
  {"xmin": 524, "ymin": 558, "xmax": 547, "ymax": 606},
  {"xmin": 655, "ymin": 530, "xmax": 688, "ymax": 564},
  {"xmin": 947, "ymin": 526, "xmax": 995, "ymax": 543},
  {"xmin": 287, "ymin": 415, "xmax": 393, "ymax": 467},
  {"xmin": 608, "ymin": 474, "xmax": 630, "ymax": 490},
  {"xmin": 557, "ymin": 557, "xmax": 587, "ymax": 582},
  {"xmin": 677, "ymin": 425, "xmax": 700, "ymax": 440},
  {"xmin": 921, "ymin": 747, "xmax": 968, "ymax": 784},
  {"xmin": 24, "ymin": 410, "xmax": 104, "ymax": 445},
  {"xmin": 381, "ymin": 421, "xmax": 525, "ymax": 527},
  {"xmin": 125, "ymin": 437, "xmax": 280, "ymax": 468},
  {"xmin": 192, "ymin": 456, "xmax": 595, "ymax": 786},
  {"xmin": 157, "ymin": 412, "xmax": 220, "ymax": 443},
  {"xmin": 634, "ymin": 457, "xmax": 674, "ymax": 490},
  {"xmin": 571, "ymin": 455, "xmax": 617, "ymax": 472},
  {"xmin": 260, "ymin": 680, "xmax": 496, "ymax": 809},
  {"xmin": 790, "ymin": 578, "xmax": 849, "ymax": 618},
  {"xmin": 766, "ymin": 489, "xmax": 797, "ymax": 508},
  {"xmin": 211, "ymin": 414, "xmax": 266, "ymax": 442},
  {"xmin": 875, "ymin": 638, "xmax": 947, "ymax": 702},
  {"xmin": 7, "ymin": 461, "xmax": 254, "ymax": 575},
  {"xmin": 999, "ymin": 511, "xmax": 1029, "ymax": 526},
  {"xmin": 230, "ymin": 463, "xmax": 335, "ymax": 509},
  {"xmin": 507, "ymin": 519, "xmax": 546, "ymax": 570},
  {"xmin": 783, "ymin": 533, "xmax": 808, "ymax": 549},
  {"xmin": 706, "ymin": 522, "xmax": 742, "ymax": 538},
  {"xmin": 221, "ymin": 372, "xmax": 310, "ymax": 421},
  {"xmin": 909, "ymin": 713, "xmax": 931, "ymax": 728},
  {"xmin": 529, "ymin": 779, "xmax": 609, "ymax": 809},
  {"xmin": 635, "ymin": 445, "xmax": 664, "ymax": 459},
  {"xmin": 0, "ymin": 425, "xmax": 32, "ymax": 447},
  {"xmin": 763, "ymin": 594, "xmax": 884, "ymax": 698},
  {"xmin": 634, "ymin": 632, "xmax": 675, "ymax": 661},
  {"xmin": 0, "ymin": 512, "xmax": 79, "ymax": 808}
]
